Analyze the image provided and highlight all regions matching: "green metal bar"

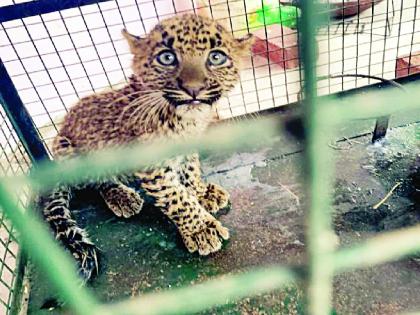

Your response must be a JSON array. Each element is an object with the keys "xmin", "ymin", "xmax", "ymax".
[
  {"xmin": 0, "ymin": 182, "xmax": 106, "ymax": 315},
  {"xmin": 319, "ymin": 83, "xmax": 420, "ymax": 125},
  {"xmin": 9, "ymin": 117, "xmax": 280, "ymax": 192},
  {"xmin": 300, "ymin": 1, "xmax": 335, "ymax": 315},
  {"xmin": 107, "ymin": 266, "xmax": 299, "ymax": 315},
  {"xmin": 1, "ymin": 82, "xmax": 418, "ymax": 192},
  {"xmin": 334, "ymin": 225, "xmax": 420, "ymax": 273}
]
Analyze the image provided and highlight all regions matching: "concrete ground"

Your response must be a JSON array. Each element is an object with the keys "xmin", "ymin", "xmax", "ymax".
[{"xmin": 26, "ymin": 121, "xmax": 420, "ymax": 315}]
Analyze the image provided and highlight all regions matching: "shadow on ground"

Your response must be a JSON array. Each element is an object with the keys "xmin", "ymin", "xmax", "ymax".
[{"xmin": 27, "ymin": 123, "xmax": 420, "ymax": 315}]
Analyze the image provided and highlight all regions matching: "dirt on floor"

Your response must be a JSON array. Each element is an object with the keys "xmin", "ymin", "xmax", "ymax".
[{"xmin": 26, "ymin": 122, "xmax": 420, "ymax": 315}]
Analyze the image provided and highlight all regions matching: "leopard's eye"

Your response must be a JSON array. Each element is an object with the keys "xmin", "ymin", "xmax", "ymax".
[
  {"xmin": 156, "ymin": 50, "xmax": 177, "ymax": 66},
  {"xmin": 207, "ymin": 50, "xmax": 228, "ymax": 67}
]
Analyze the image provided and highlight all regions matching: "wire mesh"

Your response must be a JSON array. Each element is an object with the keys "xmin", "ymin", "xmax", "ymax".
[
  {"xmin": 0, "ymin": 106, "xmax": 31, "ymax": 315},
  {"xmin": 0, "ymin": 0, "xmax": 419, "ymax": 152}
]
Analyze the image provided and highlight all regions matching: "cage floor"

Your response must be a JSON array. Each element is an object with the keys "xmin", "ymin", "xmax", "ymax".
[{"xmin": 26, "ymin": 121, "xmax": 420, "ymax": 315}]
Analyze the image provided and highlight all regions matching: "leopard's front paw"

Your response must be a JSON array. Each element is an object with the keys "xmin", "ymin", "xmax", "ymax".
[
  {"xmin": 199, "ymin": 183, "xmax": 230, "ymax": 214},
  {"xmin": 181, "ymin": 215, "xmax": 229, "ymax": 256},
  {"xmin": 102, "ymin": 185, "xmax": 144, "ymax": 218}
]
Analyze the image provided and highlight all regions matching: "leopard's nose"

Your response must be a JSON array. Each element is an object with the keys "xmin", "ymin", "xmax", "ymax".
[
  {"xmin": 177, "ymin": 62, "xmax": 207, "ymax": 99},
  {"xmin": 177, "ymin": 78, "xmax": 205, "ymax": 99},
  {"xmin": 183, "ymin": 85, "xmax": 204, "ymax": 98}
]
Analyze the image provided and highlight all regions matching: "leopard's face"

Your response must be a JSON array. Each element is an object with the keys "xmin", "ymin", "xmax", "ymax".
[{"xmin": 123, "ymin": 14, "xmax": 253, "ymax": 118}]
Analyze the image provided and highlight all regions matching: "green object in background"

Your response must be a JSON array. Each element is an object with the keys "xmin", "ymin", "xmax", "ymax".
[{"xmin": 251, "ymin": 3, "xmax": 300, "ymax": 29}]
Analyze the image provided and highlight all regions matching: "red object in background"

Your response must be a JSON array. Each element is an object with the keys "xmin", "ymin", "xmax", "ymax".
[
  {"xmin": 251, "ymin": 25, "xmax": 299, "ymax": 70},
  {"xmin": 280, "ymin": 0, "xmax": 384, "ymax": 18},
  {"xmin": 396, "ymin": 52, "xmax": 420, "ymax": 78},
  {"xmin": 329, "ymin": 0, "xmax": 384, "ymax": 18}
]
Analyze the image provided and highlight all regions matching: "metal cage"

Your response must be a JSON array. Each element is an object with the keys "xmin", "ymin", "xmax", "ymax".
[{"xmin": 0, "ymin": 0, "xmax": 419, "ymax": 314}]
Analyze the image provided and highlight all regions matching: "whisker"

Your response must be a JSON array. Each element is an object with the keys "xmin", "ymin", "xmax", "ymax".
[
  {"xmin": 116, "ymin": 93, "xmax": 158, "ymax": 126},
  {"xmin": 106, "ymin": 89, "xmax": 161, "ymax": 108},
  {"xmin": 139, "ymin": 103, "xmax": 164, "ymax": 132},
  {"xmin": 129, "ymin": 96, "xmax": 164, "ymax": 131},
  {"xmin": 144, "ymin": 101, "xmax": 164, "ymax": 129},
  {"xmin": 205, "ymin": 88, "xmax": 220, "ymax": 93},
  {"xmin": 127, "ymin": 100, "xmax": 151, "ymax": 125}
]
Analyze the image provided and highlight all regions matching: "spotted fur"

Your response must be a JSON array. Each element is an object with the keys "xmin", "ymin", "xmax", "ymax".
[{"xmin": 41, "ymin": 14, "xmax": 253, "ymax": 281}]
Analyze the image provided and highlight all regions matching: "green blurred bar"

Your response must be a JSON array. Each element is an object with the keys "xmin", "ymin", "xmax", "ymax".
[
  {"xmin": 108, "ymin": 266, "xmax": 299, "ymax": 315},
  {"xmin": 300, "ymin": 1, "xmax": 334, "ymax": 315},
  {"xmin": 334, "ymin": 225, "xmax": 420, "ymax": 272},
  {"xmin": 319, "ymin": 83, "xmax": 420, "ymax": 125},
  {"xmin": 2, "ymin": 83, "xmax": 418, "ymax": 193},
  {"xmin": 0, "ymin": 182, "xmax": 106, "ymax": 315},
  {"xmin": 9, "ymin": 117, "xmax": 280, "ymax": 192}
]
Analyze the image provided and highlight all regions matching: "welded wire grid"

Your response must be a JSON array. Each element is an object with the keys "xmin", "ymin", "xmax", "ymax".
[
  {"xmin": 0, "ymin": 106, "xmax": 31, "ymax": 315},
  {"xmin": 0, "ymin": 0, "xmax": 419, "ymax": 152}
]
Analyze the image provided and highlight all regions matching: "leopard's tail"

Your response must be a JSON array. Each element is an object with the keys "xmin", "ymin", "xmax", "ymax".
[{"xmin": 41, "ymin": 185, "xmax": 98, "ymax": 282}]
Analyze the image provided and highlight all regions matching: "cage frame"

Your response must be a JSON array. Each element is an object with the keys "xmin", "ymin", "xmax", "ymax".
[{"xmin": 0, "ymin": 0, "xmax": 419, "ymax": 314}]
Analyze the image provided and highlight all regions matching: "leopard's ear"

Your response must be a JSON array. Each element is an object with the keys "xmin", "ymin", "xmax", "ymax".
[
  {"xmin": 235, "ymin": 33, "xmax": 255, "ymax": 53},
  {"xmin": 194, "ymin": 0, "xmax": 211, "ymax": 18},
  {"xmin": 122, "ymin": 29, "xmax": 146, "ymax": 54}
]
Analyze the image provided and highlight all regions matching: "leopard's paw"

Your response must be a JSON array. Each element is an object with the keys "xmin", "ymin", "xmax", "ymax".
[
  {"xmin": 200, "ymin": 183, "xmax": 230, "ymax": 214},
  {"xmin": 181, "ymin": 216, "xmax": 229, "ymax": 256},
  {"xmin": 41, "ymin": 233, "xmax": 98, "ymax": 311},
  {"xmin": 102, "ymin": 186, "xmax": 144, "ymax": 218},
  {"xmin": 71, "ymin": 241, "xmax": 99, "ymax": 283}
]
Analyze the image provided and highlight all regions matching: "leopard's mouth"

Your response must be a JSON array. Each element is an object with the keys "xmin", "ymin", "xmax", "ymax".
[
  {"xmin": 164, "ymin": 96, "xmax": 216, "ymax": 107},
  {"xmin": 163, "ymin": 89, "xmax": 221, "ymax": 107}
]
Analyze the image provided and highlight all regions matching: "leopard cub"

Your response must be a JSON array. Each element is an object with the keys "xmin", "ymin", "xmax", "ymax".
[{"xmin": 42, "ymin": 13, "xmax": 254, "ymax": 281}]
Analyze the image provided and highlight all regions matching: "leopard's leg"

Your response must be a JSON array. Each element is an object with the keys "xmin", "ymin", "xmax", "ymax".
[
  {"xmin": 180, "ymin": 154, "xmax": 230, "ymax": 214},
  {"xmin": 42, "ymin": 185, "xmax": 98, "ymax": 282},
  {"xmin": 97, "ymin": 179, "xmax": 144, "ymax": 218},
  {"xmin": 136, "ymin": 165, "xmax": 229, "ymax": 256}
]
